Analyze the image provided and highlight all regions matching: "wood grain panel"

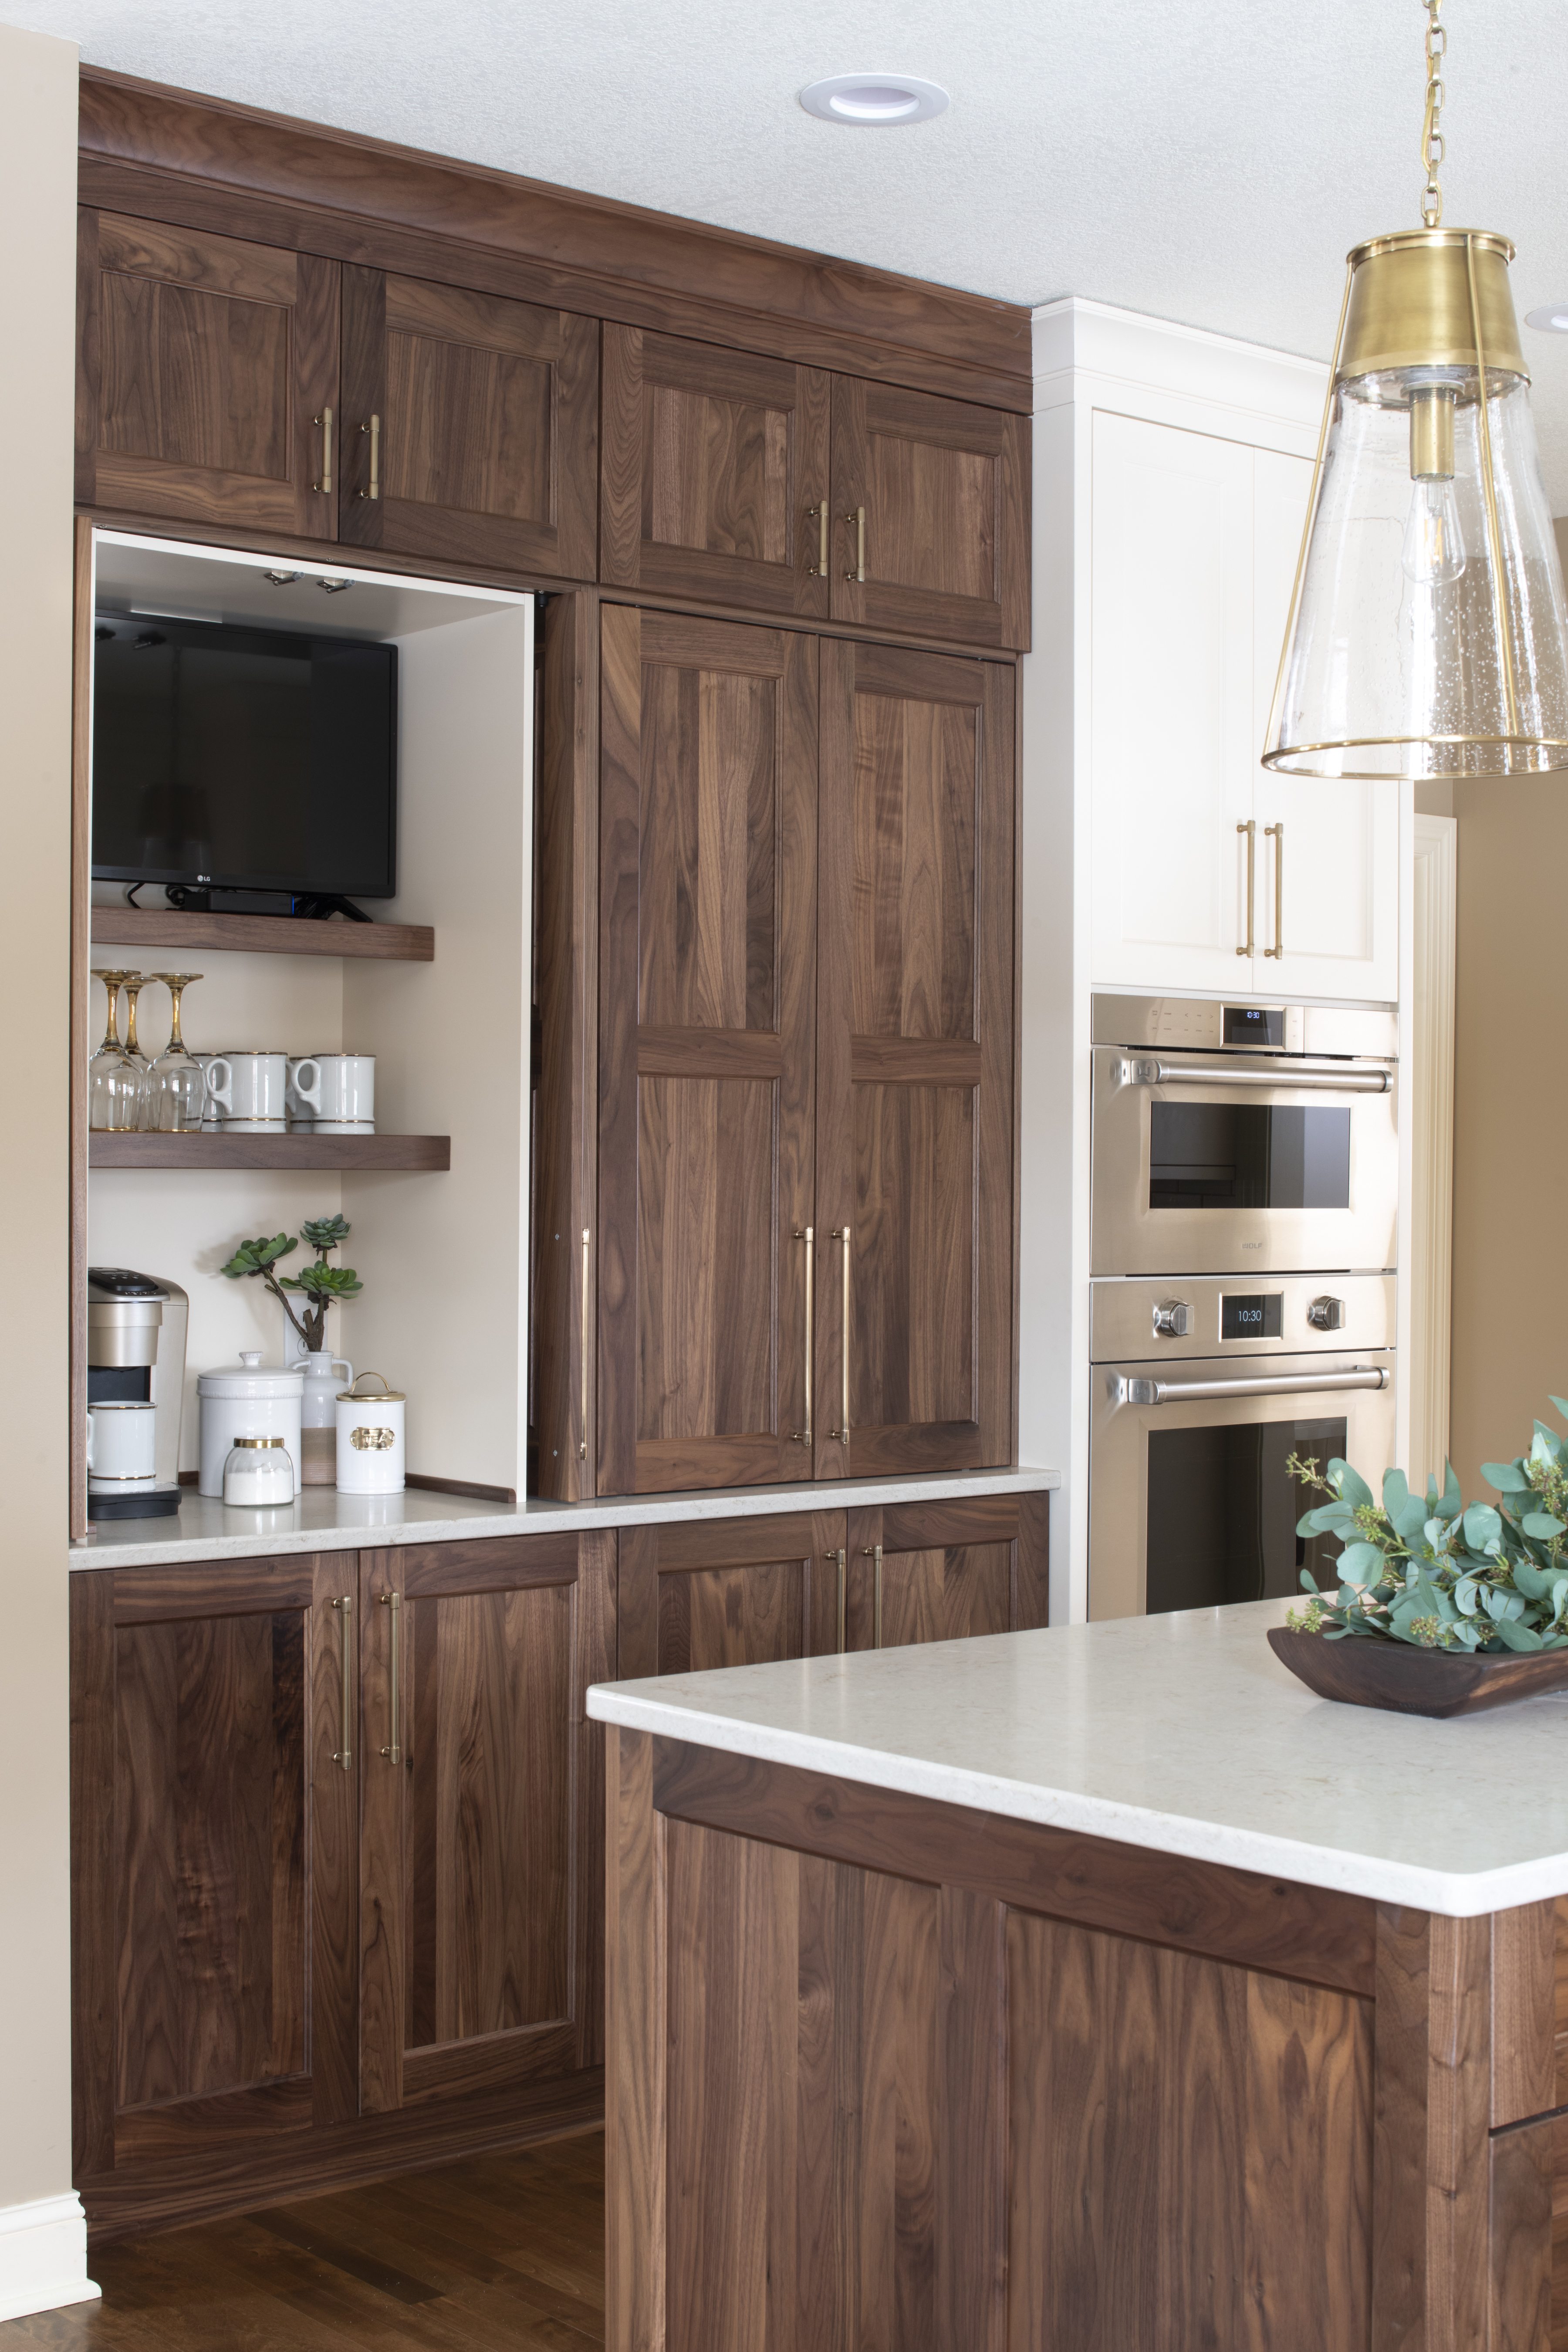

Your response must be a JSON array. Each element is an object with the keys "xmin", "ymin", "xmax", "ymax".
[
  {"xmin": 308, "ymin": 1560, "xmax": 358, "ymax": 2129},
  {"xmin": 69, "ymin": 520, "xmax": 94, "ymax": 1540},
  {"xmin": 574, "ymin": 1531, "xmax": 617, "ymax": 2070},
  {"xmin": 850, "ymin": 684, "xmax": 977, "ymax": 1042},
  {"xmin": 1489, "ymin": 2118, "xmax": 1555, "ymax": 2352},
  {"xmin": 606, "ymin": 1728, "xmax": 666, "ymax": 2352},
  {"xmin": 865, "ymin": 1541, "xmax": 1013, "ymax": 1651},
  {"xmin": 657, "ymin": 1560, "xmax": 805, "ymax": 1675},
  {"xmin": 339, "ymin": 267, "xmax": 597, "ymax": 577},
  {"xmin": 89, "ymin": 906, "xmax": 435, "ymax": 959},
  {"xmin": 831, "ymin": 377, "xmax": 1030, "ymax": 650},
  {"xmin": 78, "ymin": 206, "xmax": 338, "ymax": 537},
  {"xmin": 652, "ymin": 1738, "xmax": 1377, "ymax": 1994},
  {"xmin": 600, "ymin": 326, "xmax": 831, "ymax": 617},
  {"xmin": 1493, "ymin": 1899, "xmax": 1558, "ymax": 2126},
  {"xmin": 71, "ymin": 1569, "xmax": 117, "ymax": 2177},
  {"xmin": 1006, "ymin": 1910, "xmax": 1373, "ymax": 2351},
  {"xmin": 598, "ymin": 608, "xmax": 817, "ymax": 1495},
  {"xmin": 1372, "ymin": 1906, "xmax": 1491, "ymax": 2352}
]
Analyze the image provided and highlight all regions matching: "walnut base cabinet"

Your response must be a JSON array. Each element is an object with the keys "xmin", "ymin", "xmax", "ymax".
[{"xmin": 70, "ymin": 1537, "xmax": 611, "ymax": 2242}]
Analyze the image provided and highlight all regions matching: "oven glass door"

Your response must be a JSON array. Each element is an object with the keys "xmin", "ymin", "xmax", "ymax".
[
  {"xmin": 1090, "ymin": 1048, "xmax": 1398, "ymax": 1277},
  {"xmin": 1089, "ymin": 1353, "xmax": 1396, "ymax": 1620}
]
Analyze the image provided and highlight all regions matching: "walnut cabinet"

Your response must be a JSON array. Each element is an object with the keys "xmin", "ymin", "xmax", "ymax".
[{"xmin": 595, "ymin": 609, "xmax": 1017, "ymax": 1497}]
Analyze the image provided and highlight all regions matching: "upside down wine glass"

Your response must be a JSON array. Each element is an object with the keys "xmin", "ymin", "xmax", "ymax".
[
  {"xmin": 145, "ymin": 972, "xmax": 205, "ymax": 1132},
  {"xmin": 88, "ymin": 970, "xmax": 144, "ymax": 1132}
]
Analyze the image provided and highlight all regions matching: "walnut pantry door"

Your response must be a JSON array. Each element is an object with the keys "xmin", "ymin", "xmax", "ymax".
[
  {"xmin": 338, "ymin": 267, "xmax": 597, "ymax": 576},
  {"xmin": 597, "ymin": 608, "xmax": 818, "ymax": 1495},
  {"xmin": 358, "ymin": 1534, "xmax": 615, "ymax": 2114},
  {"xmin": 817, "ymin": 643, "xmax": 1015, "ymax": 1477}
]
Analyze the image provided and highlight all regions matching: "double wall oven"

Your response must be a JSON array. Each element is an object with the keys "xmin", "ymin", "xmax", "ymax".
[{"xmin": 1088, "ymin": 996, "xmax": 1398, "ymax": 1620}]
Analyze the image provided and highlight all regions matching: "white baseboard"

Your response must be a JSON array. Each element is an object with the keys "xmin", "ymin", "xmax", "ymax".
[{"xmin": 0, "ymin": 2193, "xmax": 100, "ymax": 2324}]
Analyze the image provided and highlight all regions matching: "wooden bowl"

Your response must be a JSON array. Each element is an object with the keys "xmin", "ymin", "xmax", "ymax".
[{"xmin": 1267, "ymin": 1626, "xmax": 1568, "ymax": 1718}]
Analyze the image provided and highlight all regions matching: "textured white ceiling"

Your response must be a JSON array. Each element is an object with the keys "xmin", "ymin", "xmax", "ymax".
[{"xmin": 17, "ymin": 0, "xmax": 1568, "ymax": 499}]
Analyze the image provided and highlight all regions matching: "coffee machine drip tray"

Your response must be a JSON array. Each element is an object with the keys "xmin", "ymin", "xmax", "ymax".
[{"xmin": 88, "ymin": 1486, "xmax": 183, "ymax": 1522}]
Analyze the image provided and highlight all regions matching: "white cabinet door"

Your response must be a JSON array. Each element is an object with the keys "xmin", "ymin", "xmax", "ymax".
[
  {"xmin": 1090, "ymin": 413, "xmax": 1257, "ymax": 994},
  {"xmin": 1252, "ymin": 449, "xmax": 1399, "ymax": 1002}
]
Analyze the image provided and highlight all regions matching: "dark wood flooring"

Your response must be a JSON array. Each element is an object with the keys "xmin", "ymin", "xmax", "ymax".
[{"xmin": 2, "ymin": 2131, "xmax": 605, "ymax": 2350}]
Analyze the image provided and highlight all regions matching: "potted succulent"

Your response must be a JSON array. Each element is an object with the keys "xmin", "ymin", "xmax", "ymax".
[
  {"xmin": 219, "ymin": 1214, "xmax": 364, "ymax": 1349},
  {"xmin": 1270, "ymin": 1397, "xmax": 1568, "ymax": 1716}
]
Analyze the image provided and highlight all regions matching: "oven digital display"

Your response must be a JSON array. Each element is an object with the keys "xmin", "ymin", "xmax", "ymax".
[
  {"xmin": 1221, "ymin": 1292, "xmax": 1283, "ymax": 1341},
  {"xmin": 1223, "ymin": 1005, "xmax": 1283, "ymax": 1047}
]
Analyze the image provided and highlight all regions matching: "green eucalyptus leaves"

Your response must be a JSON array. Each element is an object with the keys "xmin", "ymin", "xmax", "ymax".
[{"xmin": 1286, "ymin": 1400, "xmax": 1568, "ymax": 1653}]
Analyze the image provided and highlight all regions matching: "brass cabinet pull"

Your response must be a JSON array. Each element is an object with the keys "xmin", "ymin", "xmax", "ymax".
[
  {"xmin": 829, "ymin": 1226, "xmax": 851, "ymax": 1446},
  {"xmin": 826, "ymin": 1548, "xmax": 847, "ymax": 1652},
  {"xmin": 360, "ymin": 412, "xmax": 381, "ymax": 501},
  {"xmin": 579, "ymin": 1227, "xmax": 591, "ymax": 1464},
  {"xmin": 845, "ymin": 505, "xmax": 866, "ymax": 582},
  {"xmin": 790, "ymin": 1226, "xmax": 814, "ymax": 1446},
  {"xmin": 1236, "ymin": 819, "xmax": 1255, "ymax": 957},
  {"xmin": 862, "ymin": 1544, "xmax": 883, "ymax": 1648},
  {"xmin": 378, "ymin": 1590, "xmax": 402, "ymax": 1764},
  {"xmin": 1264, "ymin": 822, "xmax": 1284, "ymax": 958},
  {"xmin": 313, "ymin": 406, "xmax": 333, "ymax": 494},
  {"xmin": 330, "ymin": 1595, "xmax": 353, "ymax": 1771},
  {"xmin": 806, "ymin": 503, "xmax": 829, "ymax": 577}
]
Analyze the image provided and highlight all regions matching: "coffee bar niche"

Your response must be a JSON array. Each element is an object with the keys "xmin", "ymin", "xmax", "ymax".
[{"xmin": 74, "ymin": 527, "xmax": 537, "ymax": 1533}]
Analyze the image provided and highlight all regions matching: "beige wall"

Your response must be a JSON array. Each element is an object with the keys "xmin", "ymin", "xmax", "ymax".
[
  {"xmin": 1446, "ymin": 516, "xmax": 1568, "ymax": 1492},
  {"xmin": 0, "ymin": 14, "xmax": 79, "ymax": 2235}
]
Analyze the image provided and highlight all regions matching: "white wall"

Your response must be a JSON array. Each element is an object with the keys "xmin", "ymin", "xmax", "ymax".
[{"xmin": 0, "ymin": 18, "xmax": 99, "ymax": 2324}]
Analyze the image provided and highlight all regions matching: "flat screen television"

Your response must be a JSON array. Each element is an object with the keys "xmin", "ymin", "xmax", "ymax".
[{"xmin": 91, "ymin": 615, "xmax": 398, "ymax": 901}]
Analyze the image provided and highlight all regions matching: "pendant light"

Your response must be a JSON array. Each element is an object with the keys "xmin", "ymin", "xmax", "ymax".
[{"xmin": 1263, "ymin": 0, "xmax": 1568, "ymax": 781}]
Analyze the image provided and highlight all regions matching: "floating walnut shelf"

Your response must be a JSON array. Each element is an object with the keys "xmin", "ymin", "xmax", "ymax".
[
  {"xmin": 89, "ymin": 909, "xmax": 435, "ymax": 962},
  {"xmin": 90, "ymin": 1133, "xmax": 450, "ymax": 1173}
]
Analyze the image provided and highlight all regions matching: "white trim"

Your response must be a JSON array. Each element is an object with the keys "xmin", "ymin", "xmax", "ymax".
[
  {"xmin": 94, "ymin": 528, "xmax": 535, "ymax": 607},
  {"xmin": 0, "ymin": 2194, "xmax": 98, "ymax": 2324},
  {"xmin": 1409, "ymin": 814, "xmax": 1458, "ymax": 1488}
]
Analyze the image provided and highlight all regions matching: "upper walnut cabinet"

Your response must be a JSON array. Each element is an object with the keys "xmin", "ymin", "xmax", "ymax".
[
  {"xmin": 600, "ymin": 327, "xmax": 832, "ymax": 618},
  {"xmin": 338, "ymin": 267, "xmax": 598, "ymax": 577},
  {"xmin": 76, "ymin": 210, "xmax": 340, "ymax": 536},
  {"xmin": 600, "ymin": 327, "xmax": 1030, "ymax": 650},
  {"xmin": 830, "ymin": 379, "xmax": 1030, "ymax": 651}
]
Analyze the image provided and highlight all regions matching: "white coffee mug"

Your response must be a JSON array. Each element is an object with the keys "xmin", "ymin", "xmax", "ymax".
[
  {"xmin": 86, "ymin": 1399, "xmax": 157, "ymax": 1491},
  {"xmin": 291, "ymin": 1053, "xmax": 375, "ymax": 1132},
  {"xmin": 206, "ymin": 1051, "xmax": 288, "ymax": 1129}
]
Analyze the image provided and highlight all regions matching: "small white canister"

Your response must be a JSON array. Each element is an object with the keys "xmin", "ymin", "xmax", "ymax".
[
  {"xmin": 336, "ymin": 1372, "xmax": 406, "ymax": 1494},
  {"xmin": 197, "ymin": 1352, "xmax": 305, "ymax": 1498},
  {"xmin": 223, "ymin": 1435, "xmax": 296, "ymax": 1507}
]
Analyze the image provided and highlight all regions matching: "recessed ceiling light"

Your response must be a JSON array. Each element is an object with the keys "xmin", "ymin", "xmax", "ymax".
[
  {"xmin": 1525, "ymin": 306, "xmax": 1568, "ymax": 333},
  {"xmin": 799, "ymin": 74, "xmax": 948, "ymax": 128}
]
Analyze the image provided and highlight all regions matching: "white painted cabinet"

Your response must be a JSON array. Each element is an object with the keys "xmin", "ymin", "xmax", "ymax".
[{"xmin": 1090, "ymin": 415, "xmax": 1398, "ymax": 1004}]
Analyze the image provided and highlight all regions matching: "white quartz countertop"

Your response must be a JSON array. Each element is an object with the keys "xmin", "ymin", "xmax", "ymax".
[
  {"xmin": 588, "ymin": 1598, "xmax": 1568, "ymax": 1917},
  {"xmin": 70, "ymin": 1464, "xmax": 1058, "ymax": 1569}
]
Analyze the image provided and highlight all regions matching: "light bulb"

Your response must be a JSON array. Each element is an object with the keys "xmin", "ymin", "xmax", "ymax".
[{"xmin": 1402, "ymin": 475, "xmax": 1467, "ymax": 586}]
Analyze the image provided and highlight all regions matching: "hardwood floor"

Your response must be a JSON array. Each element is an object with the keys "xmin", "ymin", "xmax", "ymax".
[{"xmin": 3, "ymin": 2131, "xmax": 604, "ymax": 2350}]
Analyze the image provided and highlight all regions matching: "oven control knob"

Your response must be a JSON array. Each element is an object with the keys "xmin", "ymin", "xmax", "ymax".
[
  {"xmin": 1307, "ymin": 1294, "xmax": 1345, "ymax": 1331},
  {"xmin": 1152, "ymin": 1299, "xmax": 1191, "ymax": 1339}
]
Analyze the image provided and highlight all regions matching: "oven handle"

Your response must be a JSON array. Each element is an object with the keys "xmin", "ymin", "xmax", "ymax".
[
  {"xmin": 1113, "ymin": 1367, "xmax": 1389, "ymax": 1406},
  {"xmin": 1127, "ymin": 1057, "xmax": 1391, "ymax": 1095}
]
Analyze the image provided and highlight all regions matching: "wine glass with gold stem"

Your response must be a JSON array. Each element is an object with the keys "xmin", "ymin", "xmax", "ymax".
[
  {"xmin": 145, "ymin": 973, "xmax": 205, "ymax": 1132},
  {"xmin": 88, "ymin": 969, "xmax": 144, "ymax": 1132},
  {"xmin": 118, "ymin": 971, "xmax": 153, "ymax": 1128}
]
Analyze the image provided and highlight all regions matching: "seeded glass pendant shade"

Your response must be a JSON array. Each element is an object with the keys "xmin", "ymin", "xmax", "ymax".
[{"xmin": 1264, "ymin": 12, "xmax": 1568, "ymax": 781}]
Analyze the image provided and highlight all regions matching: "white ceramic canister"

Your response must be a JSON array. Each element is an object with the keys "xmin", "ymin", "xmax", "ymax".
[
  {"xmin": 335, "ymin": 1371, "xmax": 406, "ymax": 1494},
  {"xmin": 197, "ymin": 1352, "xmax": 305, "ymax": 1498},
  {"xmin": 280, "ymin": 1321, "xmax": 354, "ymax": 1485}
]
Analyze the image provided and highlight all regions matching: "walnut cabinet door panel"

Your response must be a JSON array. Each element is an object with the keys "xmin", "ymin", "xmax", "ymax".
[
  {"xmin": 831, "ymin": 376, "xmax": 1030, "ymax": 650},
  {"xmin": 339, "ymin": 267, "xmax": 598, "ymax": 577},
  {"xmin": 600, "ymin": 326, "xmax": 831, "ymax": 618},
  {"xmin": 845, "ymin": 1492, "xmax": 1048, "ymax": 1652},
  {"xmin": 70, "ymin": 1555, "xmax": 359, "ymax": 2184},
  {"xmin": 76, "ymin": 209, "xmax": 339, "ymax": 536},
  {"xmin": 357, "ymin": 1533, "xmax": 615, "ymax": 2112},
  {"xmin": 617, "ymin": 1511, "xmax": 848, "ymax": 1678},
  {"xmin": 597, "ymin": 606, "xmax": 819, "ymax": 1496},
  {"xmin": 817, "ymin": 643, "xmax": 1016, "ymax": 1478}
]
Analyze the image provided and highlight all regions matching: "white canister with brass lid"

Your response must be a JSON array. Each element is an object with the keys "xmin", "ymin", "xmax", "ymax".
[{"xmin": 335, "ymin": 1371, "xmax": 405, "ymax": 1494}]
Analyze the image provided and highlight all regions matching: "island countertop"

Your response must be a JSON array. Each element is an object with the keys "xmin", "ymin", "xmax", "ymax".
[{"xmin": 588, "ymin": 1595, "xmax": 1568, "ymax": 1916}]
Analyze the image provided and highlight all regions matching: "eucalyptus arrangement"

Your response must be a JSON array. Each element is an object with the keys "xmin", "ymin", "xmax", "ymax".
[
  {"xmin": 219, "ymin": 1213, "xmax": 363, "ymax": 1354},
  {"xmin": 1285, "ymin": 1397, "xmax": 1568, "ymax": 1653}
]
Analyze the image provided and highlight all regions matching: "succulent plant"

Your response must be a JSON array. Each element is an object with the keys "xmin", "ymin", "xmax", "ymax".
[
  {"xmin": 1284, "ymin": 1399, "xmax": 1568, "ymax": 1652},
  {"xmin": 220, "ymin": 1215, "xmax": 363, "ymax": 1353}
]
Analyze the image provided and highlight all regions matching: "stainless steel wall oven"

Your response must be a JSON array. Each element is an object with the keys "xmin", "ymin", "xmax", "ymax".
[{"xmin": 1088, "ymin": 998, "xmax": 1398, "ymax": 1621}]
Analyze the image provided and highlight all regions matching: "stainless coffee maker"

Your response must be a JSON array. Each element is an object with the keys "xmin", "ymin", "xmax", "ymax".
[{"xmin": 86, "ymin": 1268, "xmax": 188, "ymax": 1519}]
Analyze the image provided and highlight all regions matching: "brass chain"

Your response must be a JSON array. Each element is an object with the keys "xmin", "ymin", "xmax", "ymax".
[{"xmin": 1420, "ymin": 0, "xmax": 1446, "ymax": 228}]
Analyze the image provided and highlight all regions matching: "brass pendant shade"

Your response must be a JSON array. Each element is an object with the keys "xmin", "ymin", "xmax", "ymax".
[{"xmin": 1264, "ymin": 228, "xmax": 1568, "ymax": 781}]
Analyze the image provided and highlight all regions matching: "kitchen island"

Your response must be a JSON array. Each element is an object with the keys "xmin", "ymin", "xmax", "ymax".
[{"xmin": 588, "ymin": 1599, "xmax": 1568, "ymax": 2352}]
